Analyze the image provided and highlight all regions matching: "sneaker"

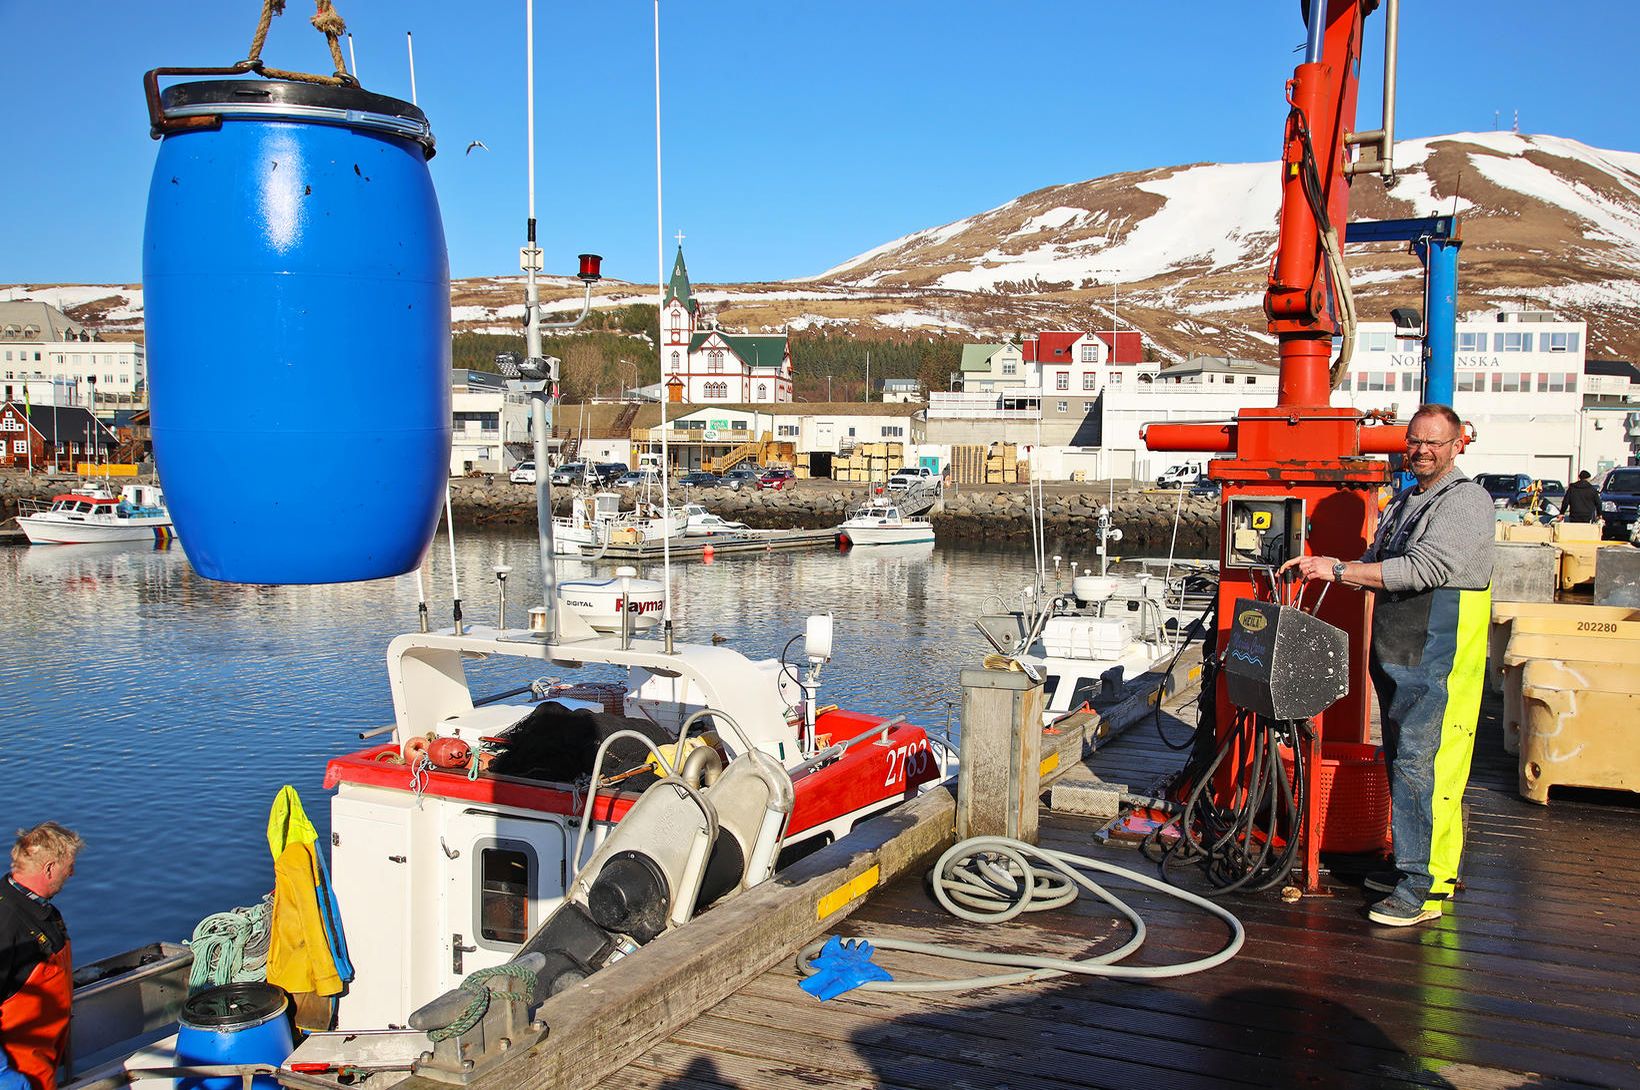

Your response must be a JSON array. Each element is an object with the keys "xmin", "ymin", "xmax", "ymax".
[
  {"xmin": 1368, "ymin": 894, "xmax": 1442, "ymax": 928},
  {"xmin": 1363, "ymin": 869, "xmax": 1403, "ymax": 894}
]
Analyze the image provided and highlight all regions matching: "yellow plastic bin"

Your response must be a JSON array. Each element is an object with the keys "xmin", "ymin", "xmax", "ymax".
[
  {"xmin": 1499, "ymin": 630, "xmax": 1640, "ymax": 755},
  {"xmin": 1518, "ymin": 657, "xmax": 1640, "ymax": 804},
  {"xmin": 1487, "ymin": 602, "xmax": 1640, "ymax": 695},
  {"xmin": 1553, "ymin": 540, "xmax": 1631, "ymax": 591}
]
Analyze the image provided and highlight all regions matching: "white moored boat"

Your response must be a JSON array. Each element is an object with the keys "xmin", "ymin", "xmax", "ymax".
[
  {"xmin": 681, "ymin": 503, "xmax": 750, "ymax": 536},
  {"xmin": 836, "ymin": 496, "xmax": 935, "ymax": 546},
  {"xmin": 553, "ymin": 491, "xmax": 686, "ymax": 555},
  {"xmin": 17, "ymin": 483, "xmax": 175, "ymax": 545}
]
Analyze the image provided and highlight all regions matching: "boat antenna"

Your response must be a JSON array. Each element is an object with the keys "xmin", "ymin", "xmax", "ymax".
[
  {"xmin": 514, "ymin": 0, "xmax": 602, "ymax": 640},
  {"xmin": 654, "ymin": 0, "xmax": 675, "ymax": 652},
  {"xmin": 405, "ymin": 31, "xmax": 417, "ymax": 105},
  {"xmin": 444, "ymin": 485, "xmax": 463, "ymax": 634},
  {"xmin": 414, "ymin": 562, "xmax": 430, "ymax": 632}
]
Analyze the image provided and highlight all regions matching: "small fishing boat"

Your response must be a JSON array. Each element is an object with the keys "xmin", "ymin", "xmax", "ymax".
[
  {"xmin": 681, "ymin": 503, "xmax": 750, "ymax": 536},
  {"xmin": 977, "ymin": 505, "xmax": 1214, "ymax": 726},
  {"xmin": 836, "ymin": 496, "xmax": 935, "ymax": 546},
  {"xmin": 16, "ymin": 483, "xmax": 175, "ymax": 545},
  {"xmin": 554, "ymin": 491, "xmax": 687, "ymax": 555}
]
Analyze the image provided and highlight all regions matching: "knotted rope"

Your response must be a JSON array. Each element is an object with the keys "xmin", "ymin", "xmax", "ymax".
[
  {"xmin": 243, "ymin": 0, "xmax": 355, "ymax": 86},
  {"xmin": 425, "ymin": 962, "xmax": 540, "ymax": 1042}
]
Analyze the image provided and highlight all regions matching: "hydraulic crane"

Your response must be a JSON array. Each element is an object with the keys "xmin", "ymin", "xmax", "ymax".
[{"xmin": 1144, "ymin": 0, "xmax": 1410, "ymax": 890}]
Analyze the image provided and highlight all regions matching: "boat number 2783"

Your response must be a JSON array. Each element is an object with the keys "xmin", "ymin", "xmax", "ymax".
[{"xmin": 883, "ymin": 738, "xmax": 933, "ymax": 787}]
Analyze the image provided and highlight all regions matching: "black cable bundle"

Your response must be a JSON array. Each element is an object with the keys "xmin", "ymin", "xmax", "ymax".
[{"xmin": 1144, "ymin": 711, "xmax": 1309, "ymax": 897}]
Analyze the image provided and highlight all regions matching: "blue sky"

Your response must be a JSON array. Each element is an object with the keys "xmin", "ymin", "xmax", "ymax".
[{"xmin": 3, "ymin": 1, "xmax": 1635, "ymax": 287}]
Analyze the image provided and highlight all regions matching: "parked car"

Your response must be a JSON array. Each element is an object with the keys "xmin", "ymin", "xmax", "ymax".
[
  {"xmin": 1600, "ymin": 466, "xmax": 1640, "ymax": 540},
  {"xmin": 1513, "ymin": 479, "xmax": 1565, "ymax": 515},
  {"xmin": 886, "ymin": 465, "xmax": 936, "ymax": 491},
  {"xmin": 612, "ymin": 471, "xmax": 648, "ymax": 488},
  {"xmin": 755, "ymin": 467, "xmax": 794, "ymax": 491},
  {"xmin": 723, "ymin": 466, "xmax": 760, "ymax": 491},
  {"xmin": 1156, "ymin": 460, "xmax": 1209, "ymax": 488},
  {"xmin": 678, "ymin": 471, "xmax": 720, "ymax": 488},
  {"xmin": 1473, "ymin": 472, "xmax": 1532, "ymax": 509},
  {"xmin": 592, "ymin": 462, "xmax": 628, "ymax": 485},
  {"xmin": 550, "ymin": 462, "xmax": 587, "ymax": 486},
  {"xmin": 509, "ymin": 460, "xmax": 537, "ymax": 484}
]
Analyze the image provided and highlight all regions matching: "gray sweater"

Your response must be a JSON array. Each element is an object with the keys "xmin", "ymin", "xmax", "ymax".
[{"xmin": 1362, "ymin": 468, "xmax": 1495, "ymax": 593}]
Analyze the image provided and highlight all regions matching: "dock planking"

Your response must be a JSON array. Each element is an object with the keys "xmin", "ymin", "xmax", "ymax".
[{"xmin": 604, "ymin": 687, "xmax": 1640, "ymax": 1090}]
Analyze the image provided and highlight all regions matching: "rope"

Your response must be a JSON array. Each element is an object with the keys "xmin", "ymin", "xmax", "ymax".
[
  {"xmin": 425, "ymin": 962, "xmax": 539, "ymax": 1042},
  {"xmin": 242, "ymin": 0, "xmax": 355, "ymax": 86},
  {"xmin": 797, "ymin": 836, "xmax": 1243, "ymax": 994},
  {"xmin": 188, "ymin": 894, "xmax": 275, "ymax": 992}
]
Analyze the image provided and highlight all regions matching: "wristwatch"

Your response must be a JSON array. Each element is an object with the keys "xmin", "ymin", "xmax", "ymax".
[{"xmin": 1332, "ymin": 561, "xmax": 1348, "ymax": 583}]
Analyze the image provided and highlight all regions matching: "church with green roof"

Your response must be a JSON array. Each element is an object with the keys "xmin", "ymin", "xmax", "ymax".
[{"xmin": 661, "ymin": 243, "xmax": 794, "ymax": 404}]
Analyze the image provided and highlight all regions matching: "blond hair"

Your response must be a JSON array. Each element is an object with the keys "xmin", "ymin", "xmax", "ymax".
[{"xmin": 11, "ymin": 822, "xmax": 84, "ymax": 873}]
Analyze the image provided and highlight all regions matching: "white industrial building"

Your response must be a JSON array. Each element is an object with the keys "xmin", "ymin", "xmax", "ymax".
[
  {"xmin": 1067, "ymin": 310, "xmax": 1636, "ymax": 482},
  {"xmin": 450, "ymin": 369, "xmax": 531, "ymax": 476},
  {"xmin": 0, "ymin": 301, "xmax": 145, "ymax": 409}
]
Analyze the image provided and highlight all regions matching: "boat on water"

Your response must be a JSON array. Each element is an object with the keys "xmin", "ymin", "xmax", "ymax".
[
  {"xmin": 977, "ymin": 505, "xmax": 1215, "ymax": 726},
  {"xmin": 680, "ymin": 502, "xmax": 750, "ymax": 536},
  {"xmin": 16, "ymin": 483, "xmax": 175, "ymax": 545},
  {"xmin": 836, "ymin": 496, "xmax": 935, "ymax": 547},
  {"xmin": 553, "ymin": 491, "xmax": 686, "ymax": 555}
]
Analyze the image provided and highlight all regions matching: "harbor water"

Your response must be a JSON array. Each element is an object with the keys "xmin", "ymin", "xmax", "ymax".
[{"xmin": 0, "ymin": 531, "xmax": 1078, "ymax": 962}]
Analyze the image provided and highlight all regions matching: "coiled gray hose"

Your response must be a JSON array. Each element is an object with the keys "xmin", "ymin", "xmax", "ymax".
[{"xmin": 797, "ymin": 835, "xmax": 1244, "ymax": 993}]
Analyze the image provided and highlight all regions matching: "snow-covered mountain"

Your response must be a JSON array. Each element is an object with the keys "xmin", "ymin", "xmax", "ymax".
[{"xmin": 8, "ymin": 132, "xmax": 1640, "ymax": 363}]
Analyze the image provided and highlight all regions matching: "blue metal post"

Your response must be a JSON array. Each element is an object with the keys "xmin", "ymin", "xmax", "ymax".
[{"xmin": 1416, "ymin": 235, "xmax": 1461, "ymax": 407}]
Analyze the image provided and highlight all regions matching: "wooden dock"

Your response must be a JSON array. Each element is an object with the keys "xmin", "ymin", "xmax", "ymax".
[
  {"xmin": 577, "ymin": 526, "xmax": 841, "ymax": 562},
  {"xmin": 594, "ymin": 684, "xmax": 1640, "ymax": 1090}
]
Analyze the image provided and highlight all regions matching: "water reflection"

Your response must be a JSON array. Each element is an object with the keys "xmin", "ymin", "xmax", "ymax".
[{"xmin": 1, "ymin": 530, "xmax": 1035, "ymax": 960}]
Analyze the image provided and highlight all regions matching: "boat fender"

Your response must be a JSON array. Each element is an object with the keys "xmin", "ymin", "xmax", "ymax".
[
  {"xmin": 427, "ymin": 736, "xmax": 473, "ymax": 770},
  {"xmin": 401, "ymin": 734, "xmax": 433, "ymax": 765}
]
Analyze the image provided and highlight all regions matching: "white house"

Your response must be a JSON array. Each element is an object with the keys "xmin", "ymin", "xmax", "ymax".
[
  {"xmin": 450, "ymin": 369, "xmax": 531, "ymax": 476},
  {"xmin": 0, "ymin": 301, "xmax": 145, "ymax": 409},
  {"xmin": 635, "ymin": 403, "xmax": 922, "ymax": 471},
  {"xmin": 660, "ymin": 245, "xmax": 793, "ymax": 405}
]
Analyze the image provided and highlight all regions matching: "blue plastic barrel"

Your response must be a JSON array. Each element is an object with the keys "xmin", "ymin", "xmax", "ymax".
[
  {"xmin": 174, "ymin": 983, "xmax": 294, "ymax": 1090},
  {"xmin": 144, "ymin": 79, "xmax": 450, "ymax": 583}
]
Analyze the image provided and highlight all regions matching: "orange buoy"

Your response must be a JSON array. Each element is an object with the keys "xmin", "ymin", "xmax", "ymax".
[{"xmin": 427, "ymin": 736, "xmax": 472, "ymax": 770}]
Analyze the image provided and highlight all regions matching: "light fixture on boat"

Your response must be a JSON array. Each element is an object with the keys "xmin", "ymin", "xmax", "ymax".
[
  {"xmin": 529, "ymin": 606, "xmax": 550, "ymax": 635},
  {"xmin": 577, "ymin": 253, "xmax": 604, "ymax": 282},
  {"xmin": 805, "ymin": 614, "xmax": 835, "ymax": 664},
  {"xmin": 494, "ymin": 565, "xmax": 512, "ymax": 629}
]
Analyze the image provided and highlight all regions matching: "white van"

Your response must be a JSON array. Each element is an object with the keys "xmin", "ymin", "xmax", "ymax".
[{"xmin": 1156, "ymin": 460, "xmax": 1208, "ymax": 488}]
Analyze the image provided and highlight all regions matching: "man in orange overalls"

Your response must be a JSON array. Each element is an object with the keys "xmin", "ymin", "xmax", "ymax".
[{"xmin": 1, "ymin": 823, "xmax": 82, "ymax": 1090}]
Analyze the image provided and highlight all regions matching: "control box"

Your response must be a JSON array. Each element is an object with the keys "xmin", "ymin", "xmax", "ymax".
[
  {"xmin": 1224, "ymin": 496, "xmax": 1305, "ymax": 569},
  {"xmin": 1223, "ymin": 599, "xmax": 1349, "ymax": 720}
]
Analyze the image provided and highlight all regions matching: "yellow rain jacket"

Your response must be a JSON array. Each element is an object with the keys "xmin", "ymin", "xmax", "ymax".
[{"xmin": 265, "ymin": 787, "xmax": 344, "ymax": 999}]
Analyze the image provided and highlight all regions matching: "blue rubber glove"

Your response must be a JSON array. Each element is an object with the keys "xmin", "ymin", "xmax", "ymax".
[
  {"xmin": 0, "ymin": 1048, "xmax": 32, "ymax": 1090},
  {"xmin": 799, "ymin": 935, "xmax": 893, "ymax": 1001}
]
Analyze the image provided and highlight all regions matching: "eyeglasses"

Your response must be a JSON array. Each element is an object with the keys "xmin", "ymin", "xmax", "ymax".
[{"xmin": 1405, "ymin": 436, "xmax": 1457, "ymax": 450}]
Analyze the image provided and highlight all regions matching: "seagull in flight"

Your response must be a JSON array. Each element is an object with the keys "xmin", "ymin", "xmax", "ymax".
[{"xmin": 465, "ymin": 139, "xmax": 489, "ymax": 155}]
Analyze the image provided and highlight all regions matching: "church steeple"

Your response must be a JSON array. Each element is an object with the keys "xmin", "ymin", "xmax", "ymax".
[{"xmin": 664, "ymin": 240, "xmax": 697, "ymax": 314}]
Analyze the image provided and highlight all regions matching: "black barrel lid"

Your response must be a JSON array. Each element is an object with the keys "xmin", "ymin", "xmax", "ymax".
[
  {"xmin": 157, "ymin": 79, "xmax": 435, "ymax": 157},
  {"xmin": 180, "ymin": 983, "xmax": 289, "ymax": 1030}
]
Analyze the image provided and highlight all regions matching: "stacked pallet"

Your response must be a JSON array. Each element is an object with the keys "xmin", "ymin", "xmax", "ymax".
[
  {"xmin": 949, "ymin": 444, "xmax": 987, "ymax": 485},
  {"xmin": 830, "ymin": 442, "xmax": 904, "ymax": 482},
  {"xmin": 985, "ymin": 442, "xmax": 1020, "ymax": 484}
]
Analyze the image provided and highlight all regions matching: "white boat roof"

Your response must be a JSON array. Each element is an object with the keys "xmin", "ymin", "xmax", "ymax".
[{"xmin": 385, "ymin": 624, "xmax": 799, "ymax": 760}]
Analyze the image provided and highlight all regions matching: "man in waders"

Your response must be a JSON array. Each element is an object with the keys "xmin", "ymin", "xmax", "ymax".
[
  {"xmin": 1, "ymin": 823, "xmax": 83, "ymax": 1090},
  {"xmin": 1283, "ymin": 404, "xmax": 1494, "ymax": 927}
]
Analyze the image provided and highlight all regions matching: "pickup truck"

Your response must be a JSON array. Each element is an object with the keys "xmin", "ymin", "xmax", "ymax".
[
  {"xmin": 1600, "ymin": 466, "xmax": 1640, "ymax": 540},
  {"xmin": 886, "ymin": 466, "xmax": 937, "ymax": 491}
]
